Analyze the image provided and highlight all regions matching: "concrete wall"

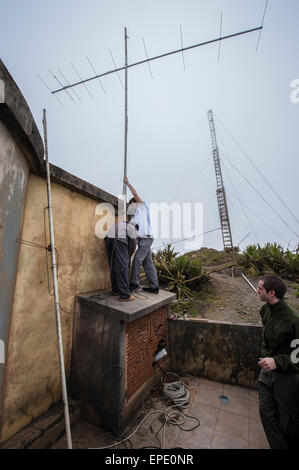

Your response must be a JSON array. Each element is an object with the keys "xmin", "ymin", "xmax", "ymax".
[
  {"xmin": 168, "ymin": 318, "xmax": 263, "ymax": 388},
  {"xmin": 0, "ymin": 121, "xmax": 29, "ymax": 437},
  {"xmin": 0, "ymin": 59, "xmax": 119, "ymax": 443},
  {"xmin": 0, "ymin": 172, "xmax": 116, "ymax": 443}
]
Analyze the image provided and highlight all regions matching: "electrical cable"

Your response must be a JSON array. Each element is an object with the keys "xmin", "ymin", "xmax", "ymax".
[
  {"xmin": 172, "ymin": 115, "xmax": 207, "ymax": 201},
  {"xmin": 177, "ymin": 411, "xmax": 201, "ymax": 432},
  {"xmin": 165, "ymin": 192, "xmax": 216, "ymax": 251},
  {"xmin": 218, "ymin": 136, "xmax": 296, "ymax": 245},
  {"xmin": 16, "ymin": 239, "xmax": 47, "ymax": 250},
  {"xmin": 215, "ymin": 112, "xmax": 299, "ymax": 228},
  {"xmin": 89, "ymin": 409, "xmax": 167, "ymax": 449},
  {"xmin": 18, "ymin": 212, "xmax": 76, "ymax": 316},
  {"xmin": 17, "ymin": 232, "xmax": 59, "ymax": 299},
  {"xmin": 152, "ymin": 227, "xmax": 221, "ymax": 251},
  {"xmin": 89, "ymin": 370, "xmax": 201, "ymax": 450},
  {"xmin": 219, "ymin": 150, "xmax": 299, "ymax": 238},
  {"xmin": 220, "ymin": 157, "xmax": 259, "ymax": 244},
  {"xmin": 226, "ymin": 188, "xmax": 289, "ymax": 245},
  {"xmin": 182, "ymin": 155, "xmax": 212, "ymax": 203}
]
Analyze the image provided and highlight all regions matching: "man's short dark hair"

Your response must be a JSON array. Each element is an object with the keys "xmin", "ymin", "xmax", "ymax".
[
  {"xmin": 129, "ymin": 197, "xmax": 136, "ymax": 204},
  {"xmin": 260, "ymin": 275, "xmax": 286, "ymax": 300}
]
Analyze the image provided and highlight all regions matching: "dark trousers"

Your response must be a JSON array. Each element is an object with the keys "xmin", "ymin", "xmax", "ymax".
[
  {"xmin": 105, "ymin": 237, "xmax": 131, "ymax": 299},
  {"xmin": 258, "ymin": 369, "xmax": 299, "ymax": 449}
]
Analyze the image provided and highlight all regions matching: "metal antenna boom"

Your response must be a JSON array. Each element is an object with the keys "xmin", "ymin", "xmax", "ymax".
[{"xmin": 52, "ymin": 26, "xmax": 262, "ymax": 95}]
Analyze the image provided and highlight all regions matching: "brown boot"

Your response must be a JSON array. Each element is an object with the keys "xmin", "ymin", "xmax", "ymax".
[{"xmin": 119, "ymin": 295, "xmax": 135, "ymax": 301}]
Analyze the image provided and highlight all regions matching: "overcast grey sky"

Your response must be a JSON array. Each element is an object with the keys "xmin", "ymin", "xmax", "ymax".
[{"xmin": 1, "ymin": 0, "xmax": 298, "ymax": 253}]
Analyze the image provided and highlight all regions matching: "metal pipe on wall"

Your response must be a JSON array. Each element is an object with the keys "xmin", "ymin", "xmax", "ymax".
[{"xmin": 42, "ymin": 109, "xmax": 72, "ymax": 449}]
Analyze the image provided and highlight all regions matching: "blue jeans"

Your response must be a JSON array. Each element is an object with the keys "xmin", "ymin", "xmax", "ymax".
[{"xmin": 131, "ymin": 237, "xmax": 158, "ymax": 288}]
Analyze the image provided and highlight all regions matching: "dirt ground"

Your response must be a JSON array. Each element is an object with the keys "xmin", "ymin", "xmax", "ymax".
[{"xmin": 169, "ymin": 272, "xmax": 299, "ymax": 325}]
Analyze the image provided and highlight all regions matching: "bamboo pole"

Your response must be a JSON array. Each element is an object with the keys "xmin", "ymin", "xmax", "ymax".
[{"xmin": 122, "ymin": 27, "xmax": 128, "ymax": 203}]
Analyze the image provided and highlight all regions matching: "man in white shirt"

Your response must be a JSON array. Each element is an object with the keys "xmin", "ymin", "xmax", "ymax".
[{"xmin": 124, "ymin": 177, "xmax": 159, "ymax": 294}]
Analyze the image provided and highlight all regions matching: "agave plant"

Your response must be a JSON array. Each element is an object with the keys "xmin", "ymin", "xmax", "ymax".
[
  {"xmin": 238, "ymin": 244, "xmax": 266, "ymax": 274},
  {"xmin": 153, "ymin": 246, "xmax": 210, "ymax": 299},
  {"xmin": 278, "ymin": 251, "xmax": 299, "ymax": 280},
  {"xmin": 238, "ymin": 243, "xmax": 299, "ymax": 281}
]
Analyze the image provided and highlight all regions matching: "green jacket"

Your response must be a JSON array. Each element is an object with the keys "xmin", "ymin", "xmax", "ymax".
[{"xmin": 260, "ymin": 300, "xmax": 299, "ymax": 374}]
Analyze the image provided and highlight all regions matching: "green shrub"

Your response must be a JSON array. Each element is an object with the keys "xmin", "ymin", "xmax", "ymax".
[
  {"xmin": 153, "ymin": 245, "xmax": 210, "ymax": 299},
  {"xmin": 238, "ymin": 243, "xmax": 299, "ymax": 281}
]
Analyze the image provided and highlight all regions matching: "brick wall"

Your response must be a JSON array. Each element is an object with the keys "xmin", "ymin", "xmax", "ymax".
[{"xmin": 125, "ymin": 307, "xmax": 168, "ymax": 401}]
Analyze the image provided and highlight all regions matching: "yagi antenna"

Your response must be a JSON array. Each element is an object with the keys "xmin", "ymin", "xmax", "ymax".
[
  {"xmin": 49, "ymin": 69, "xmax": 76, "ymax": 105},
  {"xmin": 179, "ymin": 25, "xmax": 186, "ymax": 70},
  {"xmin": 57, "ymin": 67, "xmax": 82, "ymax": 102},
  {"xmin": 86, "ymin": 57, "xmax": 106, "ymax": 94},
  {"xmin": 44, "ymin": 23, "xmax": 264, "ymax": 211},
  {"xmin": 109, "ymin": 49, "xmax": 124, "ymax": 89},
  {"xmin": 142, "ymin": 37, "xmax": 153, "ymax": 79},
  {"xmin": 70, "ymin": 62, "xmax": 93, "ymax": 99},
  {"xmin": 37, "ymin": 74, "xmax": 66, "ymax": 108},
  {"xmin": 218, "ymin": 12, "xmax": 223, "ymax": 62},
  {"xmin": 51, "ymin": 25, "xmax": 263, "ymax": 95}
]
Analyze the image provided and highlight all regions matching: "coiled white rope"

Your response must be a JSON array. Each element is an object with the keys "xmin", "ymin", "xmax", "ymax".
[{"xmin": 162, "ymin": 381, "xmax": 190, "ymax": 406}]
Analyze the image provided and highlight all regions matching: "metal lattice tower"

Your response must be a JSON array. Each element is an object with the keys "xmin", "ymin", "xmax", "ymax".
[{"xmin": 208, "ymin": 110, "xmax": 233, "ymax": 252}]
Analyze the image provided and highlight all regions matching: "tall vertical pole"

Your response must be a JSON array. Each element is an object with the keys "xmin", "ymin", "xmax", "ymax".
[
  {"xmin": 42, "ymin": 109, "xmax": 72, "ymax": 449},
  {"xmin": 122, "ymin": 27, "xmax": 128, "ymax": 204}
]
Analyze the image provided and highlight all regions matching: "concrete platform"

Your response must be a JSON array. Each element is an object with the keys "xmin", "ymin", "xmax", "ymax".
[
  {"xmin": 77, "ymin": 289, "xmax": 176, "ymax": 323},
  {"xmin": 52, "ymin": 376, "xmax": 269, "ymax": 450},
  {"xmin": 72, "ymin": 288, "xmax": 176, "ymax": 433}
]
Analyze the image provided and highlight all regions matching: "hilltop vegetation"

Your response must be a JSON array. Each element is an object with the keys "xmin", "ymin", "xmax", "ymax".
[{"xmin": 152, "ymin": 243, "xmax": 299, "ymax": 324}]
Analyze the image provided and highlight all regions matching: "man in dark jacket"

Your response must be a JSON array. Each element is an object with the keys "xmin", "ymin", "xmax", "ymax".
[
  {"xmin": 257, "ymin": 275, "xmax": 299, "ymax": 448},
  {"xmin": 105, "ymin": 221, "xmax": 138, "ymax": 301}
]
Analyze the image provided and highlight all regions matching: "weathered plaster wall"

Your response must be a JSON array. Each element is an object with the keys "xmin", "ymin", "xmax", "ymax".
[
  {"xmin": 0, "ymin": 172, "xmax": 115, "ymax": 443},
  {"xmin": 0, "ymin": 121, "xmax": 29, "ymax": 436},
  {"xmin": 168, "ymin": 318, "xmax": 263, "ymax": 389}
]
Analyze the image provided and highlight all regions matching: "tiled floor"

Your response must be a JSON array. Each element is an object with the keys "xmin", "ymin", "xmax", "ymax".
[{"xmin": 53, "ymin": 377, "xmax": 270, "ymax": 449}]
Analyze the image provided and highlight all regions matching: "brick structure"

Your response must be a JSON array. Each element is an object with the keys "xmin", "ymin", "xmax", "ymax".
[
  {"xmin": 72, "ymin": 290, "xmax": 175, "ymax": 432},
  {"xmin": 125, "ymin": 307, "xmax": 168, "ymax": 401}
]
